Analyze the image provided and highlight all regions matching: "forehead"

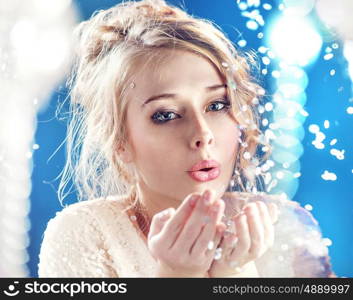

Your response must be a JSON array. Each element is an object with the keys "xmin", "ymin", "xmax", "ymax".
[{"xmin": 129, "ymin": 49, "xmax": 225, "ymax": 100}]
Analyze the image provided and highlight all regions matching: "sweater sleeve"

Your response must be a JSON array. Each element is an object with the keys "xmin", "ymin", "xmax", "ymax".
[{"xmin": 38, "ymin": 203, "xmax": 119, "ymax": 277}]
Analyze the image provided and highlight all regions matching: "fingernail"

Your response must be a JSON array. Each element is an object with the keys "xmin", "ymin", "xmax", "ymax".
[{"xmin": 189, "ymin": 195, "xmax": 198, "ymax": 207}]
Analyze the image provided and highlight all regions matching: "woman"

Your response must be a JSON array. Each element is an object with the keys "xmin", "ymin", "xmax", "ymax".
[{"xmin": 38, "ymin": 0, "xmax": 335, "ymax": 277}]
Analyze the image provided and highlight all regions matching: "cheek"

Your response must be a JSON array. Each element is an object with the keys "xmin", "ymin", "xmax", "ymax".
[
  {"xmin": 126, "ymin": 112, "xmax": 172, "ymax": 170},
  {"xmin": 216, "ymin": 121, "xmax": 240, "ymax": 157}
]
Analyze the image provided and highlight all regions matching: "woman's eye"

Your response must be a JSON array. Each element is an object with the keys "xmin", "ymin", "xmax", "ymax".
[
  {"xmin": 150, "ymin": 99, "xmax": 231, "ymax": 124},
  {"xmin": 151, "ymin": 111, "xmax": 179, "ymax": 124},
  {"xmin": 206, "ymin": 99, "xmax": 231, "ymax": 112}
]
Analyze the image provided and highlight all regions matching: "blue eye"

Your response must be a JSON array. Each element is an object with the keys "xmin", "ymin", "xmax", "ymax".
[
  {"xmin": 151, "ymin": 99, "xmax": 231, "ymax": 124},
  {"xmin": 151, "ymin": 111, "xmax": 179, "ymax": 124},
  {"xmin": 206, "ymin": 99, "xmax": 231, "ymax": 112}
]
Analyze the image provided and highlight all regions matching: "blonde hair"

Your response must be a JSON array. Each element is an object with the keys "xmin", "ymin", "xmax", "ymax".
[{"xmin": 57, "ymin": 0, "xmax": 271, "ymax": 206}]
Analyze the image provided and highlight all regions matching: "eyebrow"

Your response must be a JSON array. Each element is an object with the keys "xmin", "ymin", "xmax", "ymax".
[{"xmin": 141, "ymin": 83, "xmax": 227, "ymax": 107}]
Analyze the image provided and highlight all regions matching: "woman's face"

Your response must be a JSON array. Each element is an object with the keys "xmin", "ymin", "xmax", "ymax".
[{"xmin": 123, "ymin": 49, "xmax": 240, "ymax": 203}]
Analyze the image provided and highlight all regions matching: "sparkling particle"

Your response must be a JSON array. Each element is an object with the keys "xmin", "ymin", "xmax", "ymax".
[
  {"xmin": 258, "ymin": 105, "xmax": 265, "ymax": 114},
  {"xmin": 257, "ymin": 32, "xmax": 264, "ymax": 39},
  {"xmin": 264, "ymin": 102, "xmax": 273, "ymax": 111},
  {"xmin": 214, "ymin": 248, "xmax": 222, "ymax": 260},
  {"xmin": 261, "ymin": 146, "xmax": 269, "ymax": 152},
  {"xmin": 262, "ymin": 56, "xmax": 270, "ymax": 65},
  {"xmin": 330, "ymin": 139, "xmax": 337, "ymax": 145},
  {"xmin": 324, "ymin": 120, "xmax": 330, "ymax": 129},
  {"xmin": 276, "ymin": 171, "xmax": 284, "ymax": 179},
  {"xmin": 323, "ymin": 238, "xmax": 332, "ymax": 247},
  {"xmin": 282, "ymin": 162, "xmax": 290, "ymax": 168},
  {"xmin": 299, "ymin": 109, "xmax": 309, "ymax": 117},
  {"xmin": 308, "ymin": 124, "xmax": 320, "ymax": 134},
  {"xmin": 207, "ymin": 241, "xmax": 215, "ymax": 250},
  {"xmin": 304, "ymin": 204, "xmax": 313, "ymax": 211},
  {"xmin": 238, "ymin": 2, "xmax": 248, "ymax": 10},
  {"xmin": 252, "ymin": 97, "xmax": 259, "ymax": 105},
  {"xmin": 272, "ymin": 70, "xmax": 280, "ymax": 78},
  {"xmin": 324, "ymin": 53, "xmax": 334, "ymax": 60},
  {"xmin": 246, "ymin": 20, "xmax": 258, "ymax": 30},
  {"xmin": 325, "ymin": 46, "xmax": 332, "ymax": 53},
  {"xmin": 321, "ymin": 170, "xmax": 337, "ymax": 181},
  {"xmin": 262, "ymin": 69, "xmax": 268, "ymax": 75},
  {"xmin": 330, "ymin": 148, "xmax": 345, "ymax": 160},
  {"xmin": 258, "ymin": 46, "xmax": 268, "ymax": 53},
  {"xmin": 347, "ymin": 107, "xmax": 353, "ymax": 114},
  {"xmin": 243, "ymin": 151, "xmax": 251, "ymax": 160},
  {"xmin": 293, "ymin": 172, "xmax": 301, "ymax": 178},
  {"xmin": 238, "ymin": 39, "xmax": 247, "ymax": 47},
  {"xmin": 241, "ymin": 105, "xmax": 248, "ymax": 112},
  {"xmin": 263, "ymin": 3, "xmax": 272, "ymax": 10},
  {"xmin": 330, "ymin": 69, "xmax": 336, "ymax": 76},
  {"xmin": 332, "ymin": 43, "xmax": 339, "ymax": 49},
  {"xmin": 221, "ymin": 61, "xmax": 229, "ymax": 69},
  {"xmin": 33, "ymin": 144, "xmax": 40, "ymax": 150},
  {"xmin": 262, "ymin": 118, "xmax": 268, "ymax": 126}
]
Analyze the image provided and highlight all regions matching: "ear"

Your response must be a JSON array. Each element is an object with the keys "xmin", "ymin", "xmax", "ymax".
[{"xmin": 117, "ymin": 142, "xmax": 134, "ymax": 163}]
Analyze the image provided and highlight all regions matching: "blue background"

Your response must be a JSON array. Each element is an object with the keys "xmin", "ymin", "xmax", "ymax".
[{"xmin": 29, "ymin": 0, "xmax": 353, "ymax": 277}]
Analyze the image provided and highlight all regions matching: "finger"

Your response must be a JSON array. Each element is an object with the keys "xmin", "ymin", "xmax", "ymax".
[
  {"xmin": 190, "ymin": 199, "xmax": 225, "ymax": 256},
  {"xmin": 205, "ymin": 222, "xmax": 226, "ymax": 260},
  {"xmin": 159, "ymin": 193, "xmax": 200, "ymax": 248},
  {"xmin": 256, "ymin": 201, "xmax": 275, "ymax": 248},
  {"xmin": 217, "ymin": 231, "xmax": 239, "ymax": 261},
  {"xmin": 243, "ymin": 203, "xmax": 265, "ymax": 259},
  {"xmin": 173, "ymin": 189, "xmax": 216, "ymax": 251},
  {"xmin": 148, "ymin": 207, "xmax": 175, "ymax": 240},
  {"xmin": 268, "ymin": 203, "xmax": 279, "ymax": 224},
  {"xmin": 229, "ymin": 213, "xmax": 251, "ymax": 262}
]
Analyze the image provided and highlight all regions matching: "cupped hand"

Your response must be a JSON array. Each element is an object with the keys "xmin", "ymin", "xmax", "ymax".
[
  {"xmin": 208, "ymin": 200, "xmax": 279, "ymax": 277},
  {"xmin": 147, "ymin": 189, "xmax": 226, "ymax": 277}
]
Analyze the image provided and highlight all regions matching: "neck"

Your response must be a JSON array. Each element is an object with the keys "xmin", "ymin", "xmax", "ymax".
[{"xmin": 135, "ymin": 182, "xmax": 180, "ymax": 221}]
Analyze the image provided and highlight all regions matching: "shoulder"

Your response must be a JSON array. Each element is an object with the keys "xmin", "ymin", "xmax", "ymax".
[{"xmin": 43, "ymin": 195, "xmax": 129, "ymax": 238}]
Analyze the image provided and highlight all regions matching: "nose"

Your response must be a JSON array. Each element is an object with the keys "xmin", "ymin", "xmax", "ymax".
[{"xmin": 189, "ymin": 116, "xmax": 214, "ymax": 150}]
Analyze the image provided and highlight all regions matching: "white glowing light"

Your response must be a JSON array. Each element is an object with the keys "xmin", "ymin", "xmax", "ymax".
[
  {"xmin": 347, "ymin": 107, "xmax": 353, "ymax": 114},
  {"xmin": 330, "ymin": 139, "xmax": 337, "ymax": 145},
  {"xmin": 304, "ymin": 204, "xmax": 313, "ymax": 211},
  {"xmin": 265, "ymin": 102, "xmax": 273, "ymax": 111},
  {"xmin": 321, "ymin": 170, "xmax": 337, "ymax": 181},
  {"xmin": 258, "ymin": 46, "xmax": 268, "ymax": 53},
  {"xmin": 330, "ymin": 69, "xmax": 336, "ymax": 76},
  {"xmin": 324, "ymin": 53, "xmax": 334, "ymax": 60},
  {"xmin": 283, "ymin": 0, "xmax": 315, "ymax": 16},
  {"xmin": 262, "ymin": 56, "xmax": 271, "ymax": 65},
  {"xmin": 330, "ymin": 149, "xmax": 345, "ymax": 160},
  {"xmin": 316, "ymin": 0, "xmax": 353, "ymax": 39},
  {"xmin": 268, "ymin": 17, "xmax": 322, "ymax": 66},
  {"xmin": 308, "ymin": 124, "xmax": 320, "ymax": 133},
  {"xmin": 322, "ymin": 238, "xmax": 332, "ymax": 247},
  {"xmin": 263, "ymin": 3, "xmax": 272, "ymax": 10},
  {"xmin": 324, "ymin": 120, "xmax": 330, "ymax": 129},
  {"xmin": 238, "ymin": 39, "xmax": 247, "ymax": 47},
  {"xmin": 246, "ymin": 20, "xmax": 259, "ymax": 30},
  {"xmin": 293, "ymin": 172, "xmax": 301, "ymax": 178}
]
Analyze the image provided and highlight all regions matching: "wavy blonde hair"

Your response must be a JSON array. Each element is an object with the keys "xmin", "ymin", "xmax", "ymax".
[{"xmin": 57, "ymin": 0, "xmax": 271, "ymax": 206}]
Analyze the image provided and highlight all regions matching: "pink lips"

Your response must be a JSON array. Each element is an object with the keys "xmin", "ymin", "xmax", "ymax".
[{"xmin": 187, "ymin": 159, "xmax": 221, "ymax": 182}]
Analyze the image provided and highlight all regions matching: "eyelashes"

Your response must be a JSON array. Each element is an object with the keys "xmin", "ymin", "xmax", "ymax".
[{"xmin": 150, "ymin": 98, "xmax": 231, "ymax": 125}]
